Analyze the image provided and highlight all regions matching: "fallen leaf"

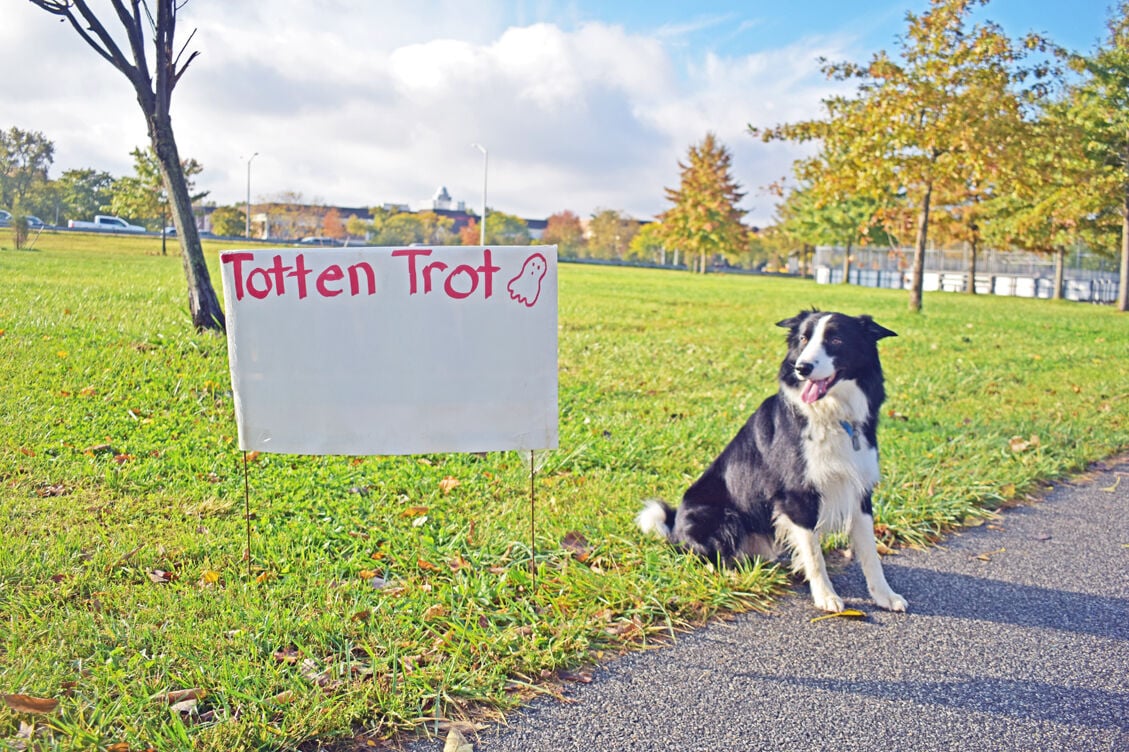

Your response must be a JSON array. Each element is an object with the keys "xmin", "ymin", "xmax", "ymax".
[
  {"xmin": 36, "ymin": 483, "xmax": 68, "ymax": 498},
  {"xmin": 147, "ymin": 569, "xmax": 176, "ymax": 584},
  {"xmin": 560, "ymin": 531, "xmax": 592, "ymax": 562},
  {"xmin": 272, "ymin": 690, "xmax": 295, "ymax": 705},
  {"xmin": 810, "ymin": 609, "xmax": 867, "ymax": 623},
  {"xmin": 417, "ymin": 558, "xmax": 440, "ymax": 571},
  {"xmin": 400, "ymin": 506, "xmax": 429, "ymax": 517},
  {"xmin": 972, "ymin": 547, "xmax": 1006, "ymax": 562},
  {"xmin": 422, "ymin": 604, "xmax": 447, "ymax": 621},
  {"xmin": 163, "ymin": 688, "xmax": 206, "ymax": 705},
  {"xmin": 106, "ymin": 743, "xmax": 131, "ymax": 752},
  {"xmin": 443, "ymin": 727, "xmax": 474, "ymax": 752},
  {"xmin": 412, "ymin": 515, "xmax": 429, "ymax": 528},
  {"xmin": 199, "ymin": 570, "xmax": 221, "ymax": 586},
  {"xmin": 1, "ymin": 693, "xmax": 59, "ymax": 714},
  {"xmin": 1008, "ymin": 435, "xmax": 1040, "ymax": 453},
  {"xmin": 559, "ymin": 666, "xmax": 594, "ymax": 684},
  {"xmin": 439, "ymin": 476, "xmax": 460, "ymax": 494},
  {"xmin": 273, "ymin": 646, "xmax": 301, "ymax": 664},
  {"xmin": 169, "ymin": 698, "xmax": 198, "ymax": 714},
  {"xmin": 351, "ymin": 610, "xmax": 371, "ymax": 622}
]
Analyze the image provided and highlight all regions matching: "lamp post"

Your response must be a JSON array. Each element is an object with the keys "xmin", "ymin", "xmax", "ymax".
[
  {"xmin": 471, "ymin": 143, "xmax": 487, "ymax": 246},
  {"xmin": 245, "ymin": 152, "xmax": 259, "ymax": 238}
]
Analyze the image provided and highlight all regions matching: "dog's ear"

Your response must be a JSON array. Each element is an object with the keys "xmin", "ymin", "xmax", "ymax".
[
  {"xmin": 858, "ymin": 315, "xmax": 897, "ymax": 340},
  {"xmin": 776, "ymin": 309, "xmax": 816, "ymax": 330}
]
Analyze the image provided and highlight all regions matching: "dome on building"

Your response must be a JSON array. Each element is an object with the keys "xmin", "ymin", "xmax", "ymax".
[{"xmin": 432, "ymin": 186, "xmax": 452, "ymax": 210}]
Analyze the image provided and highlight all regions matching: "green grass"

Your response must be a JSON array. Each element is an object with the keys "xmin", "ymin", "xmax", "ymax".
[{"xmin": 2, "ymin": 230, "xmax": 1127, "ymax": 750}]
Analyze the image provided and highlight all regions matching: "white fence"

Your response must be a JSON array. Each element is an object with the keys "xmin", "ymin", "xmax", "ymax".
[{"xmin": 812, "ymin": 246, "xmax": 1120, "ymax": 304}]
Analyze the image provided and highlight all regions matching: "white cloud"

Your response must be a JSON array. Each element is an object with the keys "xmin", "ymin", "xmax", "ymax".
[{"xmin": 0, "ymin": 1, "xmax": 854, "ymax": 227}]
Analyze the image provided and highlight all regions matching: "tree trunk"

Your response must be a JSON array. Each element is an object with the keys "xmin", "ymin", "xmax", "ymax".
[
  {"xmin": 1053, "ymin": 247, "xmax": 1066, "ymax": 301},
  {"xmin": 1119, "ymin": 186, "xmax": 1129, "ymax": 312},
  {"xmin": 150, "ymin": 116, "xmax": 225, "ymax": 331},
  {"xmin": 967, "ymin": 239, "xmax": 977, "ymax": 294},
  {"xmin": 909, "ymin": 183, "xmax": 932, "ymax": 312},
  {"xmin": 841, "ymin": 240, "xmax": 852, "ymax": 285}
]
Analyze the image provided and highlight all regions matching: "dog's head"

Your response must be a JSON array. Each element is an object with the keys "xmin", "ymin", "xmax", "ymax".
[{"xmin": 776, "ymin": 309, "xmax": 896, "ymax": 405}]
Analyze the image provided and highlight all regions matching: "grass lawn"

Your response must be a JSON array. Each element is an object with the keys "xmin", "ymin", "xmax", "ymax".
[{"xmin": 2, "ymin": 231, "xmax": 1127, "ymax": 750}]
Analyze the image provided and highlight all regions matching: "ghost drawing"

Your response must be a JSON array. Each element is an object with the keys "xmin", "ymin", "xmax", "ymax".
[{"xmin": 507, "ymin": 253, "xmax": 547, "ymax": 307}]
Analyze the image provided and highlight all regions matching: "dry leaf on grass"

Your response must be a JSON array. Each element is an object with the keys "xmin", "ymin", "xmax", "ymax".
[
  {"xmin": 1, "ymin": 693, "xmax": 59, "ymax": 714},
  {"xmin": 560, "ymin": 531, "xmax": 592, "ymax": 562},
  {"xmin": 439, "ymin": 476, "xmax": 461, "ymax": 494}
]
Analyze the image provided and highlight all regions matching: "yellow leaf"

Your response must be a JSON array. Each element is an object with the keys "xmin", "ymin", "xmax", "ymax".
[
  {"xmin": 809, "ymin": 609, "xmax": 867, "ymax": 623},
  {"xmin": 200, "ymin": 570, "xmax": 221, "ymax": 586},
  {"xmin": 439, "ymin": 476, "xmax": 461, "ymax": 494}
]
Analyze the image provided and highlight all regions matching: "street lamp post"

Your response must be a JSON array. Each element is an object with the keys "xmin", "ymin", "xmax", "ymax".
[
  {"xmin": 245, "ymin": 152, "xmax": 259, "ymax": 238},
  {"xmin": 471, "ymin": 143, "xmax": 487, "ymax": 246}
]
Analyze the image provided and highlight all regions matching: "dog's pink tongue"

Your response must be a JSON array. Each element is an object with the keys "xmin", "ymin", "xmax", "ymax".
[{"xmin": 801, "ymin": 377, "xmax": 830, "ymax": 404}]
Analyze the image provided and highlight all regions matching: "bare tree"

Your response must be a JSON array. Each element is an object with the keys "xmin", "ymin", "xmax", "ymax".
[{"xmin": 29, "ymin": 0, "xmax": 225, "ymax": 331}]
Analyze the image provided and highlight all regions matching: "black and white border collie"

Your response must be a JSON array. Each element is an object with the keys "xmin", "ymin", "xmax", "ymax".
[{"xmin": 637, "ymin": 310, "xmax": 907, "ymax": 613}]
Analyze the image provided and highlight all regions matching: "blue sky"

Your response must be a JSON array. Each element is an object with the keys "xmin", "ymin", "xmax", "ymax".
[{"xmin": 0, "ymin": 1, "xmax": 1115, "ymax": 227}]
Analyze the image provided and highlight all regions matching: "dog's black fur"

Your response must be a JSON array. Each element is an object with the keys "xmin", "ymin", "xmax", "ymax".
[{"xmin": 638, "ymin": 309, "xmax": 907, "ymax": 612}]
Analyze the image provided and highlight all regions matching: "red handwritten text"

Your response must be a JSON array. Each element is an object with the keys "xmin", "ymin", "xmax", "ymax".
[
  {"xmin": 392, "ymin": 248, "xmax": 500, "ymax": 300},
  {"xmin": 222, "ymin": 252, "xmax": 376, "ymax": 301}
]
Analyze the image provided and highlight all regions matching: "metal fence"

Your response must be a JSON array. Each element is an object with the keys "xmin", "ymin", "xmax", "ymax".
[{"xmin": 811, "ymin": 246, "xmax": 1121, "ymax": 304}]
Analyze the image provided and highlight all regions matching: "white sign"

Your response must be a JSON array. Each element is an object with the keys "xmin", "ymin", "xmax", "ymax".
[{"xmin": 220, "ymin": 245, "xmax": 558, "ymax": 456}]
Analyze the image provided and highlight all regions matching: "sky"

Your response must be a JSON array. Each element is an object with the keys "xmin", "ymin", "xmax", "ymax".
[{"xmin": 0, "ymin": 0, "xmax": 1116, "ymax": 228}]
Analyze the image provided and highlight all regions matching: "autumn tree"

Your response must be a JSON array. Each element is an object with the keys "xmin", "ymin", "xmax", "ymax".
[
  {"xmin": 659, "ymin": 132, "xmax": 747, "ymax": 273},
  {"xmin": 1065, "ymin": 1, "xmax": 1129, "ymax": 311},
  {"xmin": 29, "ymin": 0, "xmax": 224, "ymax": 330},
  {"xmin": 542, "ymin": 210, "xmax": 585, "ymax": 258},
  {"xmin": 322, "ymin": 207, "xmax": 345, "ymax": 239},
  {"xmin": 209, "ymin": 205, "xmax": 246, "ymax": 237},
  {"xmin": 458, "ymin": 218, "xmax": 481, "ymax": 246},
  {"xmin": 754, "ymin": 0, "xmax": 1032, "ymax": 311},
  {"xmin": 586, "ymin": 209, "xmax": 639, "ymax": 260}
]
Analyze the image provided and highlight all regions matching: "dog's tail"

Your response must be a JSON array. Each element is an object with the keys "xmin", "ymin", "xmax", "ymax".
[{"xmin": 636, "ymin": 499, "xmax": 677, "ymax": 540}]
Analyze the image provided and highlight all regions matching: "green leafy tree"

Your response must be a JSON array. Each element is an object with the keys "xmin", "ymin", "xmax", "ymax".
[
  {"xmin": 484, "ymin": 211, "xmax": 530, "ymax": 245},
  {"xmin": 773, "ymin": 183, "xmax": 891, "ymax": 283},
  {"xmin": 659, "ymin": 132, "xmax": 747, "ymax": 273},
  {"xmin": 30, "ymin": 0, "xmax": 224, "ymax": 330},
  {"xmin": 586, "ymin": 209, "xmax": 639, "ymax": 260},
  {"xmin": 0, "ymin": 127, "xmax": 54, "ymax": 245},
  {"xmin": 56, "ymin": 168, "xmax": 114, "ymax": 223},
  {"xmin": 416, "ymin": 211, "xmax": 457, "ymax": 245},
  {"xmin": 542, "ymin": 210, "xmax": 586, "ymax": 258},
  {"xmin": 754, "ymin": 0, "xmax": 1033, "ymax": 311},
  {"xmin": 625, "ymin": 221, "xmax": 665, "ymax": 264},
  {"xmin": 111, "ymin": 146, "xmax": 205, "ymax": 253},
  {"xmin": 209, "ymin": 205, "xmax": 246, "ymax": 237}
]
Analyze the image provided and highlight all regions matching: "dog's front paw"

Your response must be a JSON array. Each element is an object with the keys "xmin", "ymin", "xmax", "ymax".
[
  {"xmin": 812, "ymin": 591, "xmax": 846, "ymax": 614},
  {"xmin": 873, "ymin": 590, "xmax": 907, "ymax": 612}
]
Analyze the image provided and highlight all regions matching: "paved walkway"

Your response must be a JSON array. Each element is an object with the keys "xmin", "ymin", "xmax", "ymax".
[{"xmin": 413, "ymin": 455, "xmax": 1129, "ymax": 751}]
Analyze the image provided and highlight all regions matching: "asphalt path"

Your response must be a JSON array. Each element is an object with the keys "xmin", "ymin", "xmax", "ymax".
[{"xmin": 411, "ymin": 455, "xmax": 1129, "ymax": 752}]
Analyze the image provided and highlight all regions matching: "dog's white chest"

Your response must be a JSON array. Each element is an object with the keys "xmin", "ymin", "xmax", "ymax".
[{"xmin": 800, "ymin": 382, "xmax": 880, "ymax": 533}]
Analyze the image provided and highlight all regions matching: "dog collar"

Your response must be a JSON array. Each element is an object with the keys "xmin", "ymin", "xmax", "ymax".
[{"xmin": 840, "ymin": 420, "xmax": 862, "ymax": 451}]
